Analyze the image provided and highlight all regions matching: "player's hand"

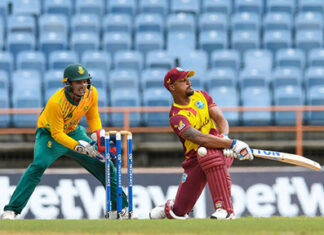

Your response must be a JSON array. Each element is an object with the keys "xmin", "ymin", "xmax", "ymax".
[
  {"xmin": 90, "ymin": 129, "xmax": 105, "ymax": 153},
  {"xmin": 90, "ymin": 129, "xmax": 116, "ymax": 158},
  {"xmin": 230, "ymin": 139, "xmax": 253, "ymax": 160},
  {"xmin": 75, "ymin": 140, "xmax": 104, "ymax": 161}
]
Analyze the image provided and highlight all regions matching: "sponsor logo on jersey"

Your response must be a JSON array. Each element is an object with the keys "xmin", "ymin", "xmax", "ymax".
[
  {"xmin": 64, "ymin": 120, "xmax": 79, "ymax": 129},
  {"xmin": 195, "ymin": 100, "xmax": 205, "ymax": 109},
  {"xmin": 66, "ymin": 112, "xmax": 73, "ymax": 118},
  {"xmin": 174, "ymin": 120, "xmax": 185, "ymax": 131},
  {"xmin": 84, "ymin": 106, "xmax": 89, "ymax": 112},
  {"xmin": 182, "ymin": 173, "xmax": 187, "ymax": 183}
]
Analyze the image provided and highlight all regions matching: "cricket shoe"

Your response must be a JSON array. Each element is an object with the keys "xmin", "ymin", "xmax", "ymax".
[
  {"xmin": 110, "ymin": 208, "xmax": 138, "ymax": 219},
  {"xmin": 210, "ymin": 208, "xmax": 235, "ymax": 220},
  {"xmin": 149, "ymin": 205, "xmax": 166, "ymax": 219},
  {"xmin": 1, "ymin": 210, "xmax": 16, "ymax": 220}
]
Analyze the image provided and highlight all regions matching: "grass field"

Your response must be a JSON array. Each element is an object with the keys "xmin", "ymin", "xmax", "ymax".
[{"xmin": 1, "ymin": 217, "xmax": 324, "ymax": 235}]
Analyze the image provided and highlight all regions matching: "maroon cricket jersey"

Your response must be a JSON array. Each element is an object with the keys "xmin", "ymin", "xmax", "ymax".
[{"xmin": 169, "ymin": 90, "xmax": 219, "ymax": 159}]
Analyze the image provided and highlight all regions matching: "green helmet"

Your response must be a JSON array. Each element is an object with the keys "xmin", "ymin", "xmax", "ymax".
[
  {"xmin": 62, "ymin": 64, "xmax": 92, "ymax": 97},
  {"xmin": 62, "ymin": 64, "xmax": 91, "ymax": 83}
]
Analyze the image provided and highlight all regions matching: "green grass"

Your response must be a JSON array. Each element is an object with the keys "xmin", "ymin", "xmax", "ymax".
[{"xmin": 1, "ymin": 217, "xmax": 324, "ymax": 235}]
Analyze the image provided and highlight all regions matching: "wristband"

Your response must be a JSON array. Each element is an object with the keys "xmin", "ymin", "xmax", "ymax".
[{"xmin": 230, "ymin": 139, "xmax": 237, "ymax": 149}]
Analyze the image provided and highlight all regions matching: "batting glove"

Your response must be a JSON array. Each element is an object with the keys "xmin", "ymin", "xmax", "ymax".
[
  {"xmin": 230, "ymin": 139, "xmax": 253, "ymax": 160},
  {"xmin": 75, "ymin": 140, "xmax": 104, "ymax": 161}
]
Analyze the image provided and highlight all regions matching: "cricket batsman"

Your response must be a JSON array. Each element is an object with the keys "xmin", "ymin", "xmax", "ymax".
[
  {"xmin": 150, "ymin": 67, "xmax": 254, "ymax": 219},
  {"xmin": 1, "ymin": 64, "xmax": 129, "ymax": 219}
]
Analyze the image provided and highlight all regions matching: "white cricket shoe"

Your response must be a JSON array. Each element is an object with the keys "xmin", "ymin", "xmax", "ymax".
[
  {"xmin": 1, "ymin": 211, "xmax": 16, "ymax": 220},
  {"xmin": 210, "ymin": 208, "xmax": 235, "ymax": 220},
  {"xmin": 110, "ymin": 208, "xmax": 138, "ymax": 219},
  {"xmin": 149, "ymin": 205, "xmax": 166, "ymax": 219}
]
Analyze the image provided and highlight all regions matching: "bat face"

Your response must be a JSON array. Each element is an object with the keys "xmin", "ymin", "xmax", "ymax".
[
  {"xmin": 253, "ymin": 149, "xmax": 281, "ymax": 157},
  {"xmin": 252, "ymin": 149, "xmax": 281, "ymax": 161},
  {"xmin": 251, "ymin": 149, "xmax": 321, "ymax": 171},
  {"xmin": 224, "ymin": 149, "xmax": 321, "ymax": 171}
]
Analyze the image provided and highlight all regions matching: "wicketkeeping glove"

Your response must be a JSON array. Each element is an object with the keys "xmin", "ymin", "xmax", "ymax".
[
  {"xmin": 90, "ymin": 129, "xmax": 117, "ymax": 158},
  {"xmin": 230, "ymin": 139, "xmax": 254, "ymax": 160},
  {"xmin": 90, "ymin": 129, "xmax": 106, "ymax": 153},
  {"xmin": 108, "ymin": 134, "xmax": 117, "ymax": 159},
  {"xmin": 74, "ymin": 140, "xmax": 104, "ymax": 161}
]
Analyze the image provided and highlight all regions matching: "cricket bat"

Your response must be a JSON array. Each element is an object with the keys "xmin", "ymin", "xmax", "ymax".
[{"xmin": 223, "ymin": 149, "xmax": 321, "ymax": 171}]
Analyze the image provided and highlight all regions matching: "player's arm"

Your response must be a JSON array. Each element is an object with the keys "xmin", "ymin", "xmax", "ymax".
[
  {"xmin": 48, "ymin": 101, "xmax": 104, "ymax": 160},
  {"xmin": 85, "ymin": 87, "xmax": 113, "ymax": 154},
  {"xmin": 47, "ymin": 102, "xmax": 79, "ymax": 149},
  {"xmin": 171, "ymin": 113, "xmax": 232, "ymax": 148},
  {"xmin": 209, "ymin": 106, "xmax": 229, "ymax": 136},
  {"xmin": 85, "ymin": 86, "xmax": 102, "ymax": 132},
  {"xmin": 180, "ymin": 127, "xmax": 233, "ymax": 149},
  {"xmin": 200, "ymin": 90, "xmax": 229, "ymax": 136},
  {"xmin": 180, "ymin": 127, "xmax": 253, "ymax": 160}
]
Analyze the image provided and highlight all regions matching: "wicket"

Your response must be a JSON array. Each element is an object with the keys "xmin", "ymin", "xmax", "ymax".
[{"xmin": 104, "ymin": 130, "xmax": 133, "ymax": 219}]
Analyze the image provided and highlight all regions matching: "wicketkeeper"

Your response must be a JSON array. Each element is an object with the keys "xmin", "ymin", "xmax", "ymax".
[
  {"xmin": 150, "ymin": 67, "xmax": 254, "ymax": 220},
  {"xmin": 1, "ymin": 64, "xmax": 129, "ymax": 219}
]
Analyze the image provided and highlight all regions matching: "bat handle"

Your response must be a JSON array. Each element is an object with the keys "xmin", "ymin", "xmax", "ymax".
[
  {"xmin": 223, "ymin": 149, "xmax": 237, "ymax": 158},
  {"xmin": 223, "ymin": 149, "xmax": 255, "ymax": 158}
]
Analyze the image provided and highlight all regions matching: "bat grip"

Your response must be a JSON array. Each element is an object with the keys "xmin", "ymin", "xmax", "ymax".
[{"xmin": 223, "ymin": 149, "xmax": 238, "ymax": 158}]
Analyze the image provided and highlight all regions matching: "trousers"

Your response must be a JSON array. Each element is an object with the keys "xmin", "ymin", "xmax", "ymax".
[{"xmin": 4, "ymin": 126, "xmax": 127, "ymax": 214}]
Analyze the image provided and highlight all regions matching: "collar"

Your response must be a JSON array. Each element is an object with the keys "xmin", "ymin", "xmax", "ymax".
[{"xmin": 173, "ymin": 98, "xmax": 192, "ymax": 108}]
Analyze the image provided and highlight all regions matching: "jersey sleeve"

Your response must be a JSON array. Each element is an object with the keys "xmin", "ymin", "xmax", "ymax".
[
  {"xmin": 85, "ymin": 86, "xmax": 102, "ymax": 132},
  {"xmin": 169, "ymin": 114, "xmax": 191, "ymax": 137},
  {"xmin": 200, "ymin": 90, "xmax": 217, "ymax": 108},
  {"xmin": 46, "ymin": 101, "xmax": 79, "ymax": 150}
]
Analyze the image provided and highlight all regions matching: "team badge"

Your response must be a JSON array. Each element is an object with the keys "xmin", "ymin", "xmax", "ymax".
[
  {"xmin": 195, "ymin": 100, "xmax": 205, "ymax": 109},
  {"xmin": 84, "ymin": 106, "xmax": 89, "ymax": 112},
  {"xmin": 78, "ymin": 66, "xmax": 85, "ymax": 74},
  {"xmin": 182, "ymin": 173, "xmax": 187, "ymax": 183},
  {"xmin": 47, "ymin": 141, "xmax": 52, "ymax": 148}
]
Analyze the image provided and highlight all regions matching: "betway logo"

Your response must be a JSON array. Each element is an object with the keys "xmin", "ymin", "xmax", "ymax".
[
  {"xmin": 232, "ymin": 177, "xmax": 324, "ymax": 217},
  {"xmin": 0, "ymin": 177, "xmax": 197, "ymax": 219},
  {"xmin": 0, "ymin": 176, "xmax": 323, "ymax": 219}
]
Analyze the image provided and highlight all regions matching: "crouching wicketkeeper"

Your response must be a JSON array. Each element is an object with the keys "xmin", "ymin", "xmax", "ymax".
[{"xmin": 1, "ymin": 64, "xmax": 129, "ymax": 219}]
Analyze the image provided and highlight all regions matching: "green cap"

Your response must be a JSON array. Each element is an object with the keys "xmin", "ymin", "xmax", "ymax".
[{"xmin": 62, "ymin": 64, "xmax": 91, "ymax": 83}]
